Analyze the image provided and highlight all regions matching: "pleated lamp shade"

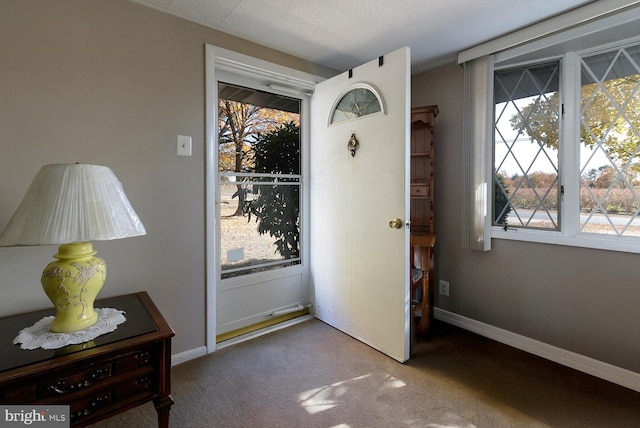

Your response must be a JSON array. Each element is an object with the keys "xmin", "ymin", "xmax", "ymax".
[{"xmin": 0, "ymin": 163, "xmax": 146, "ymax": 246}]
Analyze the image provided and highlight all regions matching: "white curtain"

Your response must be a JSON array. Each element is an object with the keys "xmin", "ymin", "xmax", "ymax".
[{"xmin": 461, "ymin": 56, "xmax": 493, "ymax": 251}]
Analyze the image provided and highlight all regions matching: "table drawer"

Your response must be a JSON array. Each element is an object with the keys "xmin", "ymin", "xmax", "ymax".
[
  {"xmin": 70, "ymin": 369, "xmax": 156, "ymax": 425},
  {"xmin": 39, "ymin": 363, "xmax": 112, "ymax": 400},
  {"xmin": 70, "ymin": 390, "xmax": 112, "ymax": 422},
  {"xmin": 410, "ymin": 184, "xmax": 430, "ymax": 197},
  {"xmin": 31, "ymin": 344, "xmax": 156, "ymax": 401},
  {"xmin": 114, "ymin": 371, "xmax": 155, "ymax": 401},
  {"xmin": 113, "ymin": 344, "xmax": 156, "ymax": 375}
]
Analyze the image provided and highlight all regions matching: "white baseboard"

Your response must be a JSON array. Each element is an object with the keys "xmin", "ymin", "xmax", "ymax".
[
  {"xmin": 171, "ymin": 346, "xmax": 207, "ymax": 367},
  {"xmin": 434, "ymin": 307, "xmax": 640, "ymax": 393}
]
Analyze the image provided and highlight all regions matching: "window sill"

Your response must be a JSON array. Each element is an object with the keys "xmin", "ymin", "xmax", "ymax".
[{"xmin": 491, "ymin": 227, "xmax": 640, "ymax": 254}]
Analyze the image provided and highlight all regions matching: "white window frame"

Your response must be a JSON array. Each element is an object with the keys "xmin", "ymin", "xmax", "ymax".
[
  {"xmin": 491, "ymin": 36, "xmax": 640, "ymax": 254},
  {"xmin": 459, "ymin": 2, "xmax": 640, "ymax": 253},
  {"xmin": 492, "ymin": 57, "xmax": 564, "ymax": 233}
]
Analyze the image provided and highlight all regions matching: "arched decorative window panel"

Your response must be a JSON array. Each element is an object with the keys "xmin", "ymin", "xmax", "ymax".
[{"xmin": 329, "ymin": 83, "xmax": 385, "ymax": 125}]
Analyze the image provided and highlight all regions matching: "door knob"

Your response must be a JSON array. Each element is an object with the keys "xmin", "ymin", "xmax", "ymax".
[{"xmin": 388, "ymin": 218, "xmax": 403, "ymax": 229}]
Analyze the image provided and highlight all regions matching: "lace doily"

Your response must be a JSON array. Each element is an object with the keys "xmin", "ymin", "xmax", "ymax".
[{"xmin": 13, "ymin": 308, "xmax": 126, "ymax": 350}]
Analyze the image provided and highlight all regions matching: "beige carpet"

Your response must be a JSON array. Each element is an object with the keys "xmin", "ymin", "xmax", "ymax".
[{"xmin": 90, "ymin": 319, "xmax": 640, "ymax": 427}]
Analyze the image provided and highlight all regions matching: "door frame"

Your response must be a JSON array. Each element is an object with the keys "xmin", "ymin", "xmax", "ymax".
[{"xmin": 205, "ymin": 45, "xmax": 323, "ymax": 352}]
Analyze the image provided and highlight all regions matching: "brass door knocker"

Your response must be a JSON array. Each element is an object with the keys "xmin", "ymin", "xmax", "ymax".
[{"xmin": 347, "ymin": 133, "xmax": 359, "ymax": 157}]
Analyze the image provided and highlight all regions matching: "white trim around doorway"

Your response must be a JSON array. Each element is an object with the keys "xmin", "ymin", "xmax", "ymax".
[{"xmin": 205, "ymin": 44, "xmax": 324, "ymax": 353}]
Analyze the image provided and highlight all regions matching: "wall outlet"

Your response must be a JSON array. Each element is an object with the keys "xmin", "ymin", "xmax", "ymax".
[{"xmin": 439, "ymin": 280, "xmax": 450, "ymax": 296}]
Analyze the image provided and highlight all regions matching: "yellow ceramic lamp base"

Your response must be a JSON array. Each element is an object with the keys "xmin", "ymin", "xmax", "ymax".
[{"xmin": 40, "ymin": 242, "xmax": 106, "ymax": 333}]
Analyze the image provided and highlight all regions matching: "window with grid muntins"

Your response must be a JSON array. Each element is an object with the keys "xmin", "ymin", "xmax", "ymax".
[
  {"xmin": 493, "ymin": 62, "xmax": 561, "ymax": 230},
  {"xmin": 493, "ymin": 40, "xmax": 640, "ymax": 245},
  {"xmin": 579, "ymin": 45, "xmax": 640, "ymax": 236}
]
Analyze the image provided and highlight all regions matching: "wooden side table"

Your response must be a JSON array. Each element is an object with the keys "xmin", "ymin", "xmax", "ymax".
[{"xmin": 0, "ymin": 291, "xmax": 174, "ymax": 427}]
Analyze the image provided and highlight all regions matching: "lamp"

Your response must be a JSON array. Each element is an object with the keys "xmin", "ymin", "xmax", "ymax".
[{"xmin": 0, "ymin": 164, "xmax": 146, "ymax": 333}]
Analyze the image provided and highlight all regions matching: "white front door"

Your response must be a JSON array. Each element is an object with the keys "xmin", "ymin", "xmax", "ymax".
[{"xmin": 310, "ymin": 48, "xmax": 411, "ymax": 362}]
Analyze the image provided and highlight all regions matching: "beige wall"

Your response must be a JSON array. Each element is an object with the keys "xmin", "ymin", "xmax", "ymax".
[
  {"xmin": 0, "ymin": 0, "xmax": 334, "ymax": 355},
  {"xmin": 412, "ymin": 63, "xmax": 640, "ymax": 374}
]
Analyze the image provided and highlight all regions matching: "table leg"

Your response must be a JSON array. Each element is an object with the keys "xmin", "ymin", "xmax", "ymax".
[{"xmin": 154, "ymin": 395, "xmax": 174, "ymax": 428}]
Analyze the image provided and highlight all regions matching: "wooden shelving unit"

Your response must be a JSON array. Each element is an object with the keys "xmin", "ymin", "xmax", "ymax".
[{"xmin": 410, "ymin": 105, "xmax": 438, "ymax": 338}]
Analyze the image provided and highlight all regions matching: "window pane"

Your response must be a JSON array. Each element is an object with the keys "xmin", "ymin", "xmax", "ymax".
[
  {"xmin": 220, "ymin": 182, "xmax": 300, "ymax": 278},
  {"xmin": 494, "ymin": 62, "xmax": 560, "ymax": 230},
  {"xmin": 331, "ymin": 88, "xmax": 381, "ymax": 124},
  {"xmin": 218, "ymin": 82, "xmax": 301, "ymax": 278},
  {"xmin": 580, "ymin": 44, "xmax": 640, "ymax": 236}
]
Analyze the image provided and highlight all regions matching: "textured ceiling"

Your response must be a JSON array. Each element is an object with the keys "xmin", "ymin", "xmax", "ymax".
[{"xmin": 132, "ymin": 0, "xmax": 595, "ymax": 74}]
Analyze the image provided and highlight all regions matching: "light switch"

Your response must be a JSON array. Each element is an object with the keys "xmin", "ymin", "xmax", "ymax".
[{"xmin": 177, "ymin": 135, "xmax": 192, "ymax": 156}]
